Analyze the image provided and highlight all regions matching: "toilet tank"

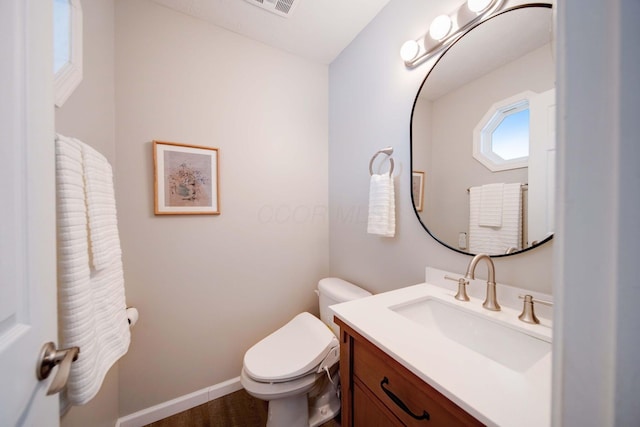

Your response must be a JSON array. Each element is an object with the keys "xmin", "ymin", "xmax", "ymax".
[{"xmin": 318, "ymin": 278, "xmax": 371, "ymax": 336}]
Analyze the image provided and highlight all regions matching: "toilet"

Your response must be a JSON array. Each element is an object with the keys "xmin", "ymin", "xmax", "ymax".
[{"xmin": 240, "ymin": 278, "xmax": 371, "ymax": 427}]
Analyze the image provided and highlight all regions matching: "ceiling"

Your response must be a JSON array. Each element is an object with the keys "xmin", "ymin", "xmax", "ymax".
[
  {"xmin": 149, "ymin": 0, "xmax": 391, "ymax": 64},
  {"xmin": 420, "ymin": 6, "xmax": 554, "ymax": 100}
]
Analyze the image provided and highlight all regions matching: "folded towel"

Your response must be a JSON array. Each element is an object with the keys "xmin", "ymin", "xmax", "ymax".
[
  {"xmin": 479, "ymin": 183, "xmax": 504, "ymax": 227},
  {"xmin": 56, "ymin": 134, "xmax": 130, "ymax": 408},
  {"xmin": 469, "ymin": 183, "xmax": 522, "ymax": 254},
  {"xmin": 82, "ymin": 143, "xmax": 122, "ymax": 271},
  {"xmin": 367, "ymin": 174, "xmax": 395, "ymax": 237}
]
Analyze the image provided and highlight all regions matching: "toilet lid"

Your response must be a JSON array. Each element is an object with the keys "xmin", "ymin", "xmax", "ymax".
[{"xmin": 243, "ymin": 312, "xmax": 339, "ymax": 383}]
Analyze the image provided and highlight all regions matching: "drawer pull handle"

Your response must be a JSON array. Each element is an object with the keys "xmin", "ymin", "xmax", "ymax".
[{"xmin": 380, "ymin": 377, "xmax": 430, "ymax": 421}]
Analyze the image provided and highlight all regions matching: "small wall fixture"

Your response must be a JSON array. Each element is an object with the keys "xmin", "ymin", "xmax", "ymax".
[{"xmin": 400, "ymin": 0, "xmax": 504, "ymax": 68}]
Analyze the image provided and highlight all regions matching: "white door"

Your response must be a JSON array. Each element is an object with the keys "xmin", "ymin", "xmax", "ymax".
[
  {"xmin": 0, "ymin": 1, "xmax": 59, "ymax": 426},
  {"xmin": 528, "ymin": 88, "xmax": 556, "ymax": 245}
]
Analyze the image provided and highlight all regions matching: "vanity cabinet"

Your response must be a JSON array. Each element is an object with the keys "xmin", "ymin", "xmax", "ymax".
[{"xmin": 336, "ymin": 317, "xmax": 484, "ymax": 427}]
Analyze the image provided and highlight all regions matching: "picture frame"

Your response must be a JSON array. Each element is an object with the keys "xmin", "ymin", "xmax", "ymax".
[
  {"xmin": 153, "ymin": 140, "xmax": 220, "ymax": 215},
  {"xmin": 412, "ymin": 171, "xmax": 425, "ymax": 212}
]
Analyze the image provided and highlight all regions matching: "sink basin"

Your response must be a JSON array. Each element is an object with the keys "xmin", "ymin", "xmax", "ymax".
[{"xmin": 390, "ymin": 296, "xmax": 550, "ymax": 372}]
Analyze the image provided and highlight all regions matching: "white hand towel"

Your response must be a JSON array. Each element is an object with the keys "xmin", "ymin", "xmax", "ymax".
[
  {"xmin": 469, "ymin": 183, "xmax": 523, "ymax": 254},
  {"xmin": 82, "ymin": 143, "xmax": 122, "ymax": 271},
  {"xmin": 56, "ymin": 134, "xmax": 130, "ymax": 408},
  {"xmin": 367, "ymin": 174, "xmax": 395, "ymax": 237},
  {"xmin": 479, "ymin": 183, "xmax": 504, "ymax": 227}
]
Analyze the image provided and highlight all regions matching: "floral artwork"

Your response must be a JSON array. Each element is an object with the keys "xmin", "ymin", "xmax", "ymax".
[
  {"xmin": 164, "ymin": 152, "xmax": 211, "ymax": 207},
  {"xmin": 153, "ymin": 141, "xmax": 219, "ymax": 215}
]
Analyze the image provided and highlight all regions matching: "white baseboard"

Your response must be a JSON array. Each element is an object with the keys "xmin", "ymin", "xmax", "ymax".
[{"xmin": 117, "ymin": 377, "xmax": 243, "ymax": 427}]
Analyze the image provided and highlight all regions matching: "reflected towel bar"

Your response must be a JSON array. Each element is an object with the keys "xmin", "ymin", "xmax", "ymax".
[{"xmin": 467, "ymin": 183, "xmax": 528, "ymax": 192}]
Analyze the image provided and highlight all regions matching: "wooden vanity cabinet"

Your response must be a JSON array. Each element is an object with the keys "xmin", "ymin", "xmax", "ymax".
[{"xmin": 336, "ymin": 318, "xmax": 484, "ymax": 427}]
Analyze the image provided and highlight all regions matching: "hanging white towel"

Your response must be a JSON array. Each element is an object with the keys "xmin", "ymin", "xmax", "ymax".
[
  {"xmin": 82, "ymin": 143, "xmax": 122, "ymax": 271},
  {"xmin": 367, "ymin": 174, "xmax": 395, "ymax": 237},
  {"xmin": 56, "ymin": 134, "xmax": 130, "ymax": 408},
  {"xmin": 479, "ymin": 183, "xmax": 504, "ymax": 227},
  {"xmin": 469, "ymin": 183, "xmax": 522, "ymax": 254}
]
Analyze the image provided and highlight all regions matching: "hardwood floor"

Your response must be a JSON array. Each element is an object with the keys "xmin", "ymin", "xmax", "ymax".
[{"xmin": 145, "ymin": 389, "xmax": 341, "ymax": 427}]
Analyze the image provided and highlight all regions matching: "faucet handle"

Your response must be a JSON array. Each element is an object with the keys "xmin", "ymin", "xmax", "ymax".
[
  {"xmin": 518, "ymin": 295, "xmax": 553, "ymax": 324},
  {"xmin": 444, "ymin": 275, "xmax": 470, "ymax": 302}
]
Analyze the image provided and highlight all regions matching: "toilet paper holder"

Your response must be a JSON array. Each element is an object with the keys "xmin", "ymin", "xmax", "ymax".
[{"xmin": 126, "ymin": 306, "xmax": 139, "ymax": 328}]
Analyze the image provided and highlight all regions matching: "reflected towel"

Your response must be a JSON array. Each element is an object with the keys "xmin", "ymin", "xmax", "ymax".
[
  {"xmin": 367, "ymin": 174, "xmax": 395, "ymax": 237},
  {"xmin": 469, "ymin": 183, "xmax": 522, "ymax": 254},
  {"xmin": 479, "ymin": 183, "xmax": 504, "ymax": 227},
  {"xmin": 56, "ymin": 134, "xmax": 130, "ymax": 407}
]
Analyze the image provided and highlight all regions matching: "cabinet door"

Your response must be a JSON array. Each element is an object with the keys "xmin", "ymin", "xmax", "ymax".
[
  {"xmin": 353, "ymin": 381, "xmax": 402, "ymax": 427},
  {"xmin": 353, "ymin": 335, "xmax": 483, "ymax": 427}
]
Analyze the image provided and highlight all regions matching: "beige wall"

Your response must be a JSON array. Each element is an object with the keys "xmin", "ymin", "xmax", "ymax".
[
  {"xmin": 114, "ymin": 0, "xmax": 329, "ymax": 416},
  {"xmin": 55, "ymin": 1, "xmax": 119, "ymax": 427},
  {"xmin": 328, "ymin": 0, "xmax": 553, "ymax": 295}
]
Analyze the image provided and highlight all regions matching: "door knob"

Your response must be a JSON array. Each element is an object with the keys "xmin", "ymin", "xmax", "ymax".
[{"xmin": 36, "ymin": 342, "xmax": 79, "ymax": 396}]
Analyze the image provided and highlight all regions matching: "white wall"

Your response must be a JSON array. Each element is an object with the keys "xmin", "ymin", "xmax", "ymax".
[
  {"xmin": 114, "ymin": 0, "xmax": 329, "ymax": 416},
  {"xmin": 328, "ymin": 0, "xmax": 553, "ymax": 295},
  {"xmin": 554, "ymin": 0, "xmax": 640, "ymax": 425},
  {"xmin": 55, "ymin": 1, "xmax": 119, "ymax": 426}
]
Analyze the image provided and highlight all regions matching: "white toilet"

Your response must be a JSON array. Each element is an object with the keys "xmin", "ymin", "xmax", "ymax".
[{"xmin": 240, "ymin": 278, "xmax": 371, "ymax": 427}]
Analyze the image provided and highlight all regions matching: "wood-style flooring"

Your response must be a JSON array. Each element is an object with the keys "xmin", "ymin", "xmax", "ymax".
[{"xmin": 145, "ymin": 389, "xmax": 341, "ymax": 427}]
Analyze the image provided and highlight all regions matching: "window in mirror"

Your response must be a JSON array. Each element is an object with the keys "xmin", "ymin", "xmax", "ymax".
[
  {"xmin": 491, "ymin": 108, "xmax": 529, "ymax": 160},
  {"xmin": 473, "ymin": 92, "xmax": 533, "ymax": 172},
  {"xmin": 53, "ymin": 0, "xmax": 82, "ymax": 107}
]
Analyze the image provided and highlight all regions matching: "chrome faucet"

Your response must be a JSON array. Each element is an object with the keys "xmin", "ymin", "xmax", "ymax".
[{"xmin": 465, "ymin": 253, "xmax": 501, "ymax": 311}]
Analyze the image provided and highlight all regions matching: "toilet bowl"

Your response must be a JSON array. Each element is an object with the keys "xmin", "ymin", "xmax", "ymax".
[{"xmin": 241, "ymin": 278, "xmax": 371, "ymax": 427}]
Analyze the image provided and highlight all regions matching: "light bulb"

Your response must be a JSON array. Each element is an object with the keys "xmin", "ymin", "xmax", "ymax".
[
  {"xmin": 429, "ymin": 15, "xmax": 452, "ymax": 41},
  {"xmin": 467, "ymin": 0, "xmax": 492, "ymax": 13},
  {"xmin": 400, "ymin": 40, "xmax": 420, "ymax": 62}
]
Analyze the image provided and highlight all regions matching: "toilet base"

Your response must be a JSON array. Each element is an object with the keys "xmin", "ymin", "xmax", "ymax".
[
  {"xmin": 308, "ymin": 369, "xmax": 341, "ymax": 427},
  {"xmin": 267, "ymin": 394, "xmax": 309, "ymax": 427},
  {"xmin": 264, "ymin": 373, "xmax": 341, "ymax": 427},
  {"xmin": 246, "ymin": 368, "xmax": 341, "ymax": 427}
]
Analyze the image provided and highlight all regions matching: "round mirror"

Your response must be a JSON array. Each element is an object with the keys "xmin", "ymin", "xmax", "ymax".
[{"xmin": 410, "ymin": 4, "xmax": 554, "ymax": 257}]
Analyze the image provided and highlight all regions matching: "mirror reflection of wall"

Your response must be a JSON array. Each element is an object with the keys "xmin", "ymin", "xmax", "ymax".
[{"xmin": 411, "ymin": 5, "xmax": 554, "ymax": 256}]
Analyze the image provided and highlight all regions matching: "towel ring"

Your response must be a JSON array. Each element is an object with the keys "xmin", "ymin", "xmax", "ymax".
[{"xmin": 369, "ymin": 147, "xmax": 394, "ymax": 177}]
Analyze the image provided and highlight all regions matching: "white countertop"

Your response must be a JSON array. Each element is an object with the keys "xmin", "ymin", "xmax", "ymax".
[{"xmin": 331, "ymin": 267, "xmax": 552, "ymax": 427}]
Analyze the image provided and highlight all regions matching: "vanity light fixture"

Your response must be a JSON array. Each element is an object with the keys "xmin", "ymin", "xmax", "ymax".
[
  {"xmin": 400, "ymin": 40, "xmax": 421, "ymax": 62},
  {"xmin": 467, "ymin": 0, "xmax": 493, "ymax": 13},
  {"xmin": 400, "ymin": 0, "xmax": 504, "ymax": 68},
  {"xmin": 429, "ymin": 15, "xmax": 453, "ymax": 40}
]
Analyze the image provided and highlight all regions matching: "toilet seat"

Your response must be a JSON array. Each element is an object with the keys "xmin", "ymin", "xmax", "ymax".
[
  {"xmin": 240, "ymin": 368, "xmax": 319, "ymax": 401},
  {"xmin": 243, "ymin": 312, "xmax": 339, "ymax": 383}
]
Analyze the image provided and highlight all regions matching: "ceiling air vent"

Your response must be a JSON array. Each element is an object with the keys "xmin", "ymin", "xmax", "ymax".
[{"xmin": 244, "ymin": 0, "xmax": 300, "ymax": 18}]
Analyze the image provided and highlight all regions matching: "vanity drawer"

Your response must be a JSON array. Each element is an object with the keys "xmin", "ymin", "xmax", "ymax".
[{"xmin": 352, "ymin": 338, "xmax": 483, "ymax": 427}]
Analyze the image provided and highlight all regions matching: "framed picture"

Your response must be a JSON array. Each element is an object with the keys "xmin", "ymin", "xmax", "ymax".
[
  {"xmin": 153, "ymin": 140, "xmax": 220, "ymax": 215},
  {"xmin": 412, "ymin": 171, "xmax": 425, "ymax": 212}
]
